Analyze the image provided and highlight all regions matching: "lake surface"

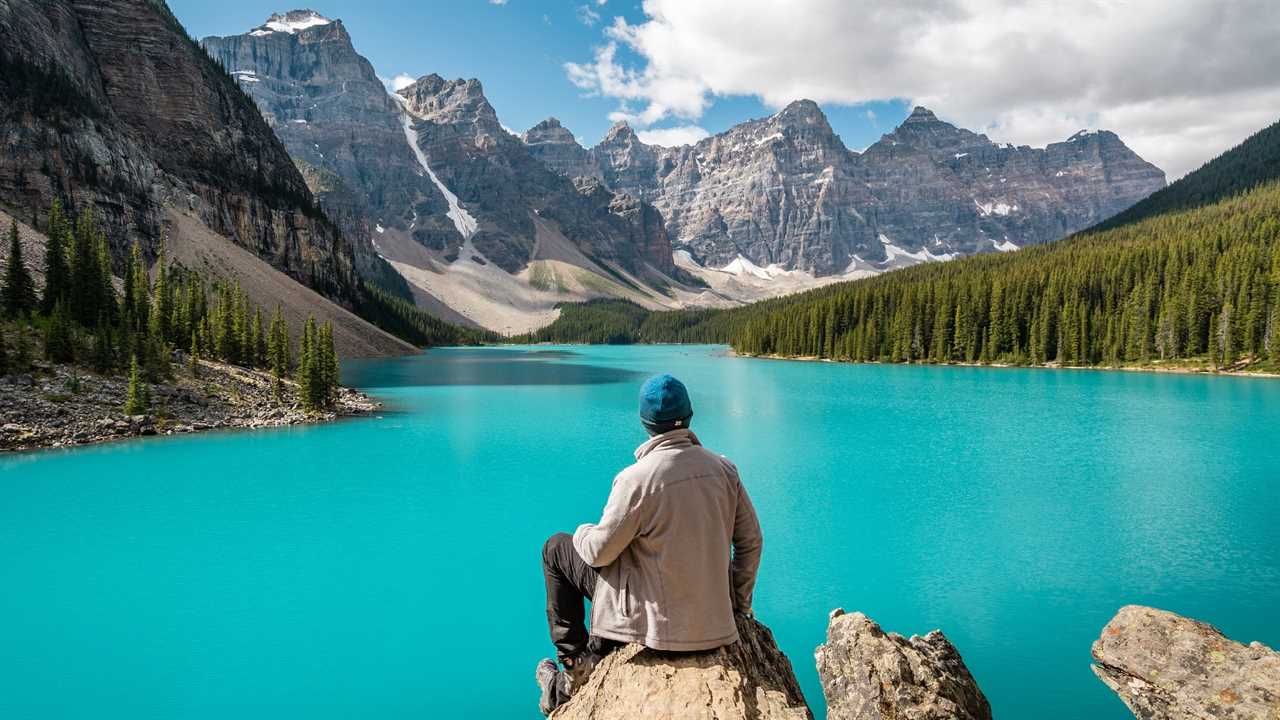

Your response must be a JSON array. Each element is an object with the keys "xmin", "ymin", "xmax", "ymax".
[{"xmin": 3, "ymin": 345, "xmax": 1279, "ymax": 719}]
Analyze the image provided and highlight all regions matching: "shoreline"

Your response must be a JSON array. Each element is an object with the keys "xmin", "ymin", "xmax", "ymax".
[
  {"xmin": 727, "ymin": 350, "xmax": 1280, "ymax": 379},
  {"xmin": 1, "ymin": 358, "xmax": 380, "ymax": 454}
]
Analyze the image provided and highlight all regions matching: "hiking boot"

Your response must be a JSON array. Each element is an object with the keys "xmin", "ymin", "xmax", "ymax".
[
  {"xmin": 560, "ymin": 649, "xmax": 600, "ymax": 697},
  {"xmin": 535, "ymin": 658, "xmax": 560, "ymax": 716}
]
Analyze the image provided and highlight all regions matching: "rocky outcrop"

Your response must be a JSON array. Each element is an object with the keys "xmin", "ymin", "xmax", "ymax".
[
  {"xmin": 1092, "ymin": 605, "xmax": 1280, "ymax": 720},
  {"xmin": 815, "ymin": 609, "xmax": 991, "ymax": 720},
  {"xmin": 0, "ymin": 0, "xmax": 359, "ymax": 301},
  {"xmin": 524, "ymin": 104, "xmax": 1166, "ymax": 277},
  {"xmin": 550, "ymin": 614, "xmax": 812, "ymax": 720}
]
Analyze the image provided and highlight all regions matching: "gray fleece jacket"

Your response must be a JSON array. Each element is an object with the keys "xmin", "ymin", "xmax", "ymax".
[{"xmin": 573, "ymin": 429, "xmax": 762, "ymax": 651}]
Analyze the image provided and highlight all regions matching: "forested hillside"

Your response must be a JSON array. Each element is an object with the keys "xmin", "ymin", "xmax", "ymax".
[
  {"xmin": 523, "ymin": 119, "xmax": 1280, "ymax": 373},
  {"xmin": 1096, "ymin": 118, "xmax": 1280, "ymax": 230}
]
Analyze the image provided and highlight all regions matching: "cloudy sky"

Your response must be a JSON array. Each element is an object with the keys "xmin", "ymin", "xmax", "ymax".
[{"xmin": 175, "ymin": 0, "xmax": 1280, "ymax": 178}]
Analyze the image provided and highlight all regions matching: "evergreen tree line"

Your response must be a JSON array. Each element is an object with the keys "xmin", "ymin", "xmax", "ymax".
[
  {"xmin": 727, "ymin": 182, "xmax": 1280, "ymax": 367},
  {"xmin": 520, "ymin": 181, "xmax": 1280, "ymax": 371},
  {"xmin": 354, "ymin": 280, "xmax": 496, "ymax": 347},
  {"xmin": 1, "ymin": 201, "xmax": 343, "ymax": 411}
]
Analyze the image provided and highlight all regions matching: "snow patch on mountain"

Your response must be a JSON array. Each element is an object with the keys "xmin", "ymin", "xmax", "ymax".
[
  {"xmin": 991, "ymin": 238, "xmax": 1020, "ymax": 252},
  {"xmin": 394, "ymin": 96, "xmax": 479, "ymax": 240},
  {"xmin": 251, "ymin": 11, "xmax": 332, "ymax": 36},
  {"xmin": 974, "ymin": 200, "xmax": 1018, "ymax": 216}
]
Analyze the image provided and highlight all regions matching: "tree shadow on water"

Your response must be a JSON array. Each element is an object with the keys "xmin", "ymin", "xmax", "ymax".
[{"xmin": 344, "ymin": 349, "xmax": 646, "ymax": 388}]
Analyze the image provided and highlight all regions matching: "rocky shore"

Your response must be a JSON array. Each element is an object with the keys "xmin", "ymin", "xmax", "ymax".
[
  {"xmin": 551, "ymin": 606, "xmax": 1277, "ymax": 720},
  {"xmin": 1, "ymin": 357, "xmax": 378, "ymax": 453}
]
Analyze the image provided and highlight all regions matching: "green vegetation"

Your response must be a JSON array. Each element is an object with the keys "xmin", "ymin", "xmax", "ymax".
[
  {"xmin": 123, "ymin": 354, "xmax": 149, "ymax": 415},
  {"xmin": 354, "ymin": 280, "xmax": 496, "ymax": 347},
  {"xmin": 0, "ymin": 201, "xmax": 347, "ymax": 410},
  {"xmin": 521, "ymin": 119, "xmax": 1280, "ymax": 374}
]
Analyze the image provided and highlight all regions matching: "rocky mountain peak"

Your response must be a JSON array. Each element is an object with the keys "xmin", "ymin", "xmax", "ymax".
[
  {"xmin": 876, "ymin": 105, "xmax": 987, "ymax": 153},
  {"xmin": 774, "ymin": 99, "xmax": 826, "ymax": 124},
  {"xmin": 602, "ymin": 121, "xmax": 640, "ymax": 145},
  {"xmin": 903, "ymin": 105, "xmax": 940, "ymax": 123},
  {"xmin": 397, "ymin": 74, "xmax": 498, "ymax": 128},
  {"xmin": 522, "ymin": 117, "xmax": 580, "ymax": 147},
  {"xmin": 251, "ymin": 9, "xmax": 334, "ymax": 36}
]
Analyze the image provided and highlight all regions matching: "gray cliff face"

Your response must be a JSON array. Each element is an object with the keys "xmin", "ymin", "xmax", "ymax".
[
  {"xmin": 200, "ymin": 12, "xmax": 452, "ymax": 289},
  {"xmin": 0, "ymin": 0, "xmax": 357, "ymax": 299},
  {"xmin": 524, "ymin": 104, "xmax": 1167, "ymax": 275},
  {"xmin": 204, "ymin": 14, "xmax": 674, "ymax": 287},
  {"xmin": 816, "ymin": 609, "xmax": 992, "ymax": 720},
  {"xmin": 1092, "ymin": 605, "xmax": 1280, "ymax": 720},
  {"xmin": 397, "ymin": 74, "xmax": 674, "ymax": 276},
  {"xmin": 523, "ymin": 118, "xmax": 601, "ymax": 181}
]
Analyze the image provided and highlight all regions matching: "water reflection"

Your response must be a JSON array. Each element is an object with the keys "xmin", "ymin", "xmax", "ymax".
[{"xmin": 343, "ymin": 348, "xmax": 645, "ymax": 388}]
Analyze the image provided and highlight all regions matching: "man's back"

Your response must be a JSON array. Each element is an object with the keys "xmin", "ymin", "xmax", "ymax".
[{"xmin": 573, "ymin": 429, "xmax": 762, "ymax": 651}]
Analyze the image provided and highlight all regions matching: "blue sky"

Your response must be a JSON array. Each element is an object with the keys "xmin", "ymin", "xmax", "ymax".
[{"xmin": 169, "ymin": 0, "xmax": 910, "ymax": 150}]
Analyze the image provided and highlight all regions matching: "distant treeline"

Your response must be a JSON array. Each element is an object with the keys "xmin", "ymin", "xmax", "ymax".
[
  {"xmin": 516, "ymin": 118, "xmax": 1280, "ymax": 372},
  {"xmin": 354, "ymin": 282, "xmax": 497, "ymax": 347}
]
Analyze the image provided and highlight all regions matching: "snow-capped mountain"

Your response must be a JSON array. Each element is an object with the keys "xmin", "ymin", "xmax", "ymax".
[
  {"xmin": 203, "ymin": 12, "xmax": 691, "ymax": 333},
  {"xmin": 524, "ymin": 104, "xmax": 1167, "ymax": 277}
]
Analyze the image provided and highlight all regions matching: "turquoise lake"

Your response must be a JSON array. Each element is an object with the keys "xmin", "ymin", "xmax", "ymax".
[{"xmin": 2, "ymin": 344, "xmax": 1279, "ymax": 718}]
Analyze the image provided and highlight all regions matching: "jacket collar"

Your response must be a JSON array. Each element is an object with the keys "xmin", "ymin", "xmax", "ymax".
[{"xmin": 634, "ymin": 428, "xmax": 700, "ymax": 461}]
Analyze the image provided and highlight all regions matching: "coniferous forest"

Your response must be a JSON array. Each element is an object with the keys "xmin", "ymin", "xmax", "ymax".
[
  {"xmin": 521, "ymin": 118, "xmax": 1280, "ymax": 374},
  {"xmin": 1, "ymin": 201, "xmax": 343, "ymax": 411}
]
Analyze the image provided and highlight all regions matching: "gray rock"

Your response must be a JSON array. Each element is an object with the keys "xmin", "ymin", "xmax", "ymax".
[
  {"xmin": 0, "ymin": 0, "xmax": 359, "ymax": 301},
  {"xmin": 1092, "ymin": 605, "xmax": 1280, "ymax": 720},
  {"xmin": 525, "ymin": 104, "xmax": 1166, "ymax": 276},
  {"xmin": 815, "ymin": 609, "xmax": 991, "ymax": 720},
  {"xmin": 551, "ymin": 614, "xmax": 812, "ymax": 720},
  {"xmin": 204, "ymin": 17, "xmax": 675, "ymax": 289}
]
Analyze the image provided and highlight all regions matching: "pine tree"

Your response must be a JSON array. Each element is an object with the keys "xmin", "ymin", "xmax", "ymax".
[
  {"xmin": 0, "ymin": 323, "xmax": 8, "ymax": 375},
  {"xmin": 318, "ymin": 321, "xmax": 339, "ymax": 407},
  {"xmin": 91, "ymin": 317, "xmax": 114, "ymax": 373},
  {"xmin": 123, "ymin": 354, "xmax": 149, "ymax": 415},
  {"xmin": 130, "ymin": 242, "xmax": 150, "ymax": 334},
  {"xmin": 44, "ymin": 301, "xmax": 75, "ymax": 363},
  {"xmin": 267, "ymin": 305, "xmax": 288, "ymax": 401},
  {"xmin": 151, "ymin": 241, "xmax": 170, "ymax": 344},
  {"xmin": 3, "ymin": 220, "xmax": 37, "ymax": 317},
  {"xmin": 298, "ymin": 317, "xmax": 316, "ymax": 409},
  {"xmin": 69, "ymin": 208, "xmax": 102, "ymax": 326},
  {"xmin": 189, "ymin": 329, "xmax": 200, "ymax": 378},
  {"xmin": 40, "ymin": 200, "xmax": 70, "ymax": 314}
]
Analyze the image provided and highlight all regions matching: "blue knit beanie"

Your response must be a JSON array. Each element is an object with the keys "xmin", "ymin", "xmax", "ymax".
[{"xmin": 639, "ymin": 374, "xmax": 693, "ymax": 432}]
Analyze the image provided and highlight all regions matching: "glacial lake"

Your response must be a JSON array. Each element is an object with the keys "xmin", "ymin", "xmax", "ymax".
[{"xmin": 2, "ymin": 345, "xmax": 1278, "ymax": 719}]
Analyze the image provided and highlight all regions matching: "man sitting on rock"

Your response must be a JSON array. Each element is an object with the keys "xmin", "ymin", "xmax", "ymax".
[{"xmin": 536, "ymin": 374, "xmax": 764, "ymax": 715}]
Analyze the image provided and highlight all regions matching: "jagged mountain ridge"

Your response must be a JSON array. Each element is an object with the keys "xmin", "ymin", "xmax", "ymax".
[
  {"xmin": 205, "ymin": 14, "xmax": 689, "ymax": 333},
  {"xmin": 523, "ymin": 104, "xmax": 1168, "ymax": 276}
]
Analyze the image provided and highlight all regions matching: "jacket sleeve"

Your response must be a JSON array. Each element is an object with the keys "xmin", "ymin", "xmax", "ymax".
[
  {"xmin": 573, "ymin": 471, "xmax": 646, "ymax": 568},
  {"xmin": 728, "ymin": 465, "xmax": 763, "ymax": 613}
]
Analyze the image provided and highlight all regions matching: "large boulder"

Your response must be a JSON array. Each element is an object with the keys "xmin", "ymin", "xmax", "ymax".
[
  {"xmin": 815, "ymin": 609, "xmax": 991, "ymax": 720},
  {"xmin": 550, "ymin": 614, "xmax": 812, "ymax": 720},
  {"xmin": 1092, "ymin": 605, "xmax": 1280, "ymax": 719}
]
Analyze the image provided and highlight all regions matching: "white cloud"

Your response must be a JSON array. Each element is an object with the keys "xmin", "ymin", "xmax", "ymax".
[
  {"xmin": 566, "ymin": 0, "xmax": 1280, "ymax": 178},
  {"xmin": 489, "ymin": 0, "xmax": 508, "ymax": 5},
  {"xmin": 380, "ymin": 73, "xmax": 417, "ymax": 93},
  {"xmin": 577, "ymin": 4, "xmax": 601, "ymax": 26},
  {"xmin": 635, "ymin": 125, "xmax": 711, "ymax": 147}
]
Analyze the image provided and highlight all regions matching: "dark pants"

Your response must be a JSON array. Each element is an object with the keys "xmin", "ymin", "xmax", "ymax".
[{"xmin": 542, "ymin": 532, "xmax": 619, "ymax": 660}]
